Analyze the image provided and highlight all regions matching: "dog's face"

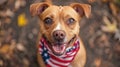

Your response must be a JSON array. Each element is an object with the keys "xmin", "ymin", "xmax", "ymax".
[{"xmin": 30, "ymin": 2, "xmax": 91, "ymax": 56}]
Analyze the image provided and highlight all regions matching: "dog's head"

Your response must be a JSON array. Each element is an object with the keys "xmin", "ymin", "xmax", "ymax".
[{"xmin": 30, "ymin": 2, "xmax": 91, "ymax": 56}]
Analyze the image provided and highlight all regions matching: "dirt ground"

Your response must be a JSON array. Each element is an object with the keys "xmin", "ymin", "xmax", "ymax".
[{"xmin": 0, "ymin": 0, "xmax": 120, "ymax": 67}]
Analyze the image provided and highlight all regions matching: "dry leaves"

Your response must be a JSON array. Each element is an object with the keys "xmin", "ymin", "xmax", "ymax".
[
  {"xmin": 101, "ymin": 16, "xmax": 117, "ymax": 33},
  {"xmin": 16, "ymin": 43, "xmax": 25, "ymax": 52},
  {"xmin": 115, "ymin": 30, "xmax": 120, "ymax": 41},
  {"xmin": 94, "ymin": 57, "xmax": 102, "ymax": 67},
  {"xmin": 15, "ymin": 0, "xmax": 26, "ymax": 11},
  {"xmin": 109, "ymin": 2, "xmax": 119, "ymax": 16},
  {"xmin": 0, "ymin": 44, "xmax": 10, "ymax": 54},
  {"xmin": 0, "ymin": 59, "xmax": 3, "ymax": 66},
  {"xmin": 114, "ymin": 44, "xmax": 120, "ymax": 56},
  {"xmin": 0, "ymin": 9, "xmax": 14, "ymax": 18},
  {"xmin": 18, "ymin": 13, "xmax": 28, "ymax": 27},
  {"xmin": 0, "ymin": 0, "xmax": 7, "ymax": 5},
  {"xmin": 88, "ymin": 0, "xmax": 96, "ymax": 3}
]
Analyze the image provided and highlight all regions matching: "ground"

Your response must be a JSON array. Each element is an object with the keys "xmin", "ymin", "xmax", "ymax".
[{"xmin": 0, "ymin": 0, "xmax": 120, "ymax": 67}]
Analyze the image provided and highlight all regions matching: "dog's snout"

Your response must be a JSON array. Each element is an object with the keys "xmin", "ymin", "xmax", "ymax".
[{"xmin": 53, "ymin": 30, "xmax": 66, "ymax": 42}]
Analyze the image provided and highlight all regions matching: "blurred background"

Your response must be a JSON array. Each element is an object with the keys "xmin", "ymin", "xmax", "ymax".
[{"xmin": 0, "ymin": 0, "xmax": 120, "ymax": 67}]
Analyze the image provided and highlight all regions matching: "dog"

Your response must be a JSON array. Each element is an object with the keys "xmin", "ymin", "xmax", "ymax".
[{"xmin": 30, "ymin": 0, "xmax": 91, "ymax": 67}]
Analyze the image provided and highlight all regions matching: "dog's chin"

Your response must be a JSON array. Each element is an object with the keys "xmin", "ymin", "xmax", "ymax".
[{"xmin": 51, "ymin": 43, "xmax": 67, "ymax": 56}]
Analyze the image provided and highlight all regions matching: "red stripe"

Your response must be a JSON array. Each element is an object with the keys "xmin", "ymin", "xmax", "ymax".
[
  {"xmin": 46, "ymin": 64, "xmax": 51, "ymax": 67},
  {"xmin": 50, "ymin": 54, "xmax": 72, "ymax": 63},
  {"xmin": 49, "ymin": 59, "xmax": 67, "ymax": 67}
]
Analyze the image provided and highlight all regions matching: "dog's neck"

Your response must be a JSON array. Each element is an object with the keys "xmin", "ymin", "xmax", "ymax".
[{"xmin": 38, "ymin": 37, "xmax": 80, "ymax": 66}]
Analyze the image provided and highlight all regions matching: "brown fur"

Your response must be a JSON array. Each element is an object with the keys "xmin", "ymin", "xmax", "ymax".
[{"xmin": 30, "ymin": 1, "xmax": 91, "ymax": 67}]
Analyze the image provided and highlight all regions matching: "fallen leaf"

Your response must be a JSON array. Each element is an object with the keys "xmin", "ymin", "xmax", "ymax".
[
  {"xmin": 115, "ymin": 30, "xmax": 120, "ymax": 41},
  {"xmin": 89, "ymin": 31, "xmax": 103, "ymax": 48},
  {"xmin": 0, "ymin": 44, "xmax": 10, "ymax": 54},
  {"xmin": 0, "ymin": 9, "xmax": 14, "ymax": 18},
  {"xmin": 16, "ymin": 43, "xmax": 25, "ymax": 51},
  {"xmin": 28, "ymin": 33, "xmax": 34, "ymax": 39},
  {"xmin": 114, "ymin": 44, "xmax": 120, "ymax": 56},
  {"xmin": 23, "ymin": 58, "xmax": 29, "ymax": 67},
  {"xmin": 98, "ymin": 34, "xmax": 110, "ymax": 48},
  {"xmin": 88, "ymin": 0, "xmax": 96, "ymax": 3},
  {"xmin": 0, "ymin": 0, "xmax": 7, "ymax": 5},
  {"xmin": 94, "ymin": 57, "xmax": 102, "ymax": 67},
  {"xmin": 5, "ymin": 9, "xmax": 14, "ymax": 17},
  {"xmin": 109, "ymin": 2, "xmax": 119, "ymax": 16},
  {"xmin": 101, "ymin": 16, "xmax": 117, "ymax": 33},
  {"xmin": 18, "ymin": 13, "xmax": 28, "ymax": 27},
  {"xmin": 0, "ymin": 59, "xmax": 3, "ymax": 66},
  {"xmin": 101, "ymin": 0, "xmax": 109, "ymax": 3},
  {"xmin": 15, "ymin": 0, "xmax": 26, "ymax": 10},
  {"xmin": 5, "ymin": 17, "xmax": 11, "ymax": 24}
]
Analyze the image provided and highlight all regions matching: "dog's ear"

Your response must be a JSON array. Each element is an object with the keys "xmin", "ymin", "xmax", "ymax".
[
  {"xmin": 70, "ymin": 3, "xmax": 91, "ymax": 18},
  {"xmin": 30, "ymin": 2, "xmax": 51, "ymax": 16}
]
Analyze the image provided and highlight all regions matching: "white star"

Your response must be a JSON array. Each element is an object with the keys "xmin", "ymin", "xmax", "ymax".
[
  {"xmin": 44, "ymin": 53, "xmax": 48, "ymax": 57},
  {"xmin": 73, "ymin": 46, "xmax": 75, "ymax": 49},
  {"xmin": 44, "ymin": 47, "xmax": 46, "ymax": 50}
]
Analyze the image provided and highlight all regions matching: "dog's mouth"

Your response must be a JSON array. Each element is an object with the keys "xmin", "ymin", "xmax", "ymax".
[
  {"xmin": 48, "ymin": 35, "xmax": 76, "ymax": 56},
  {"xmin": 51, "ymin": 42, "xmax": 66, "ymax": 56}
]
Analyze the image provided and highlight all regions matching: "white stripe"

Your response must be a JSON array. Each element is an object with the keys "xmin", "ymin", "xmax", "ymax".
[
  {"xmin": 50, "ymin": 58, "xmax": 70, "ymax": 66},
  {"xmin": 58, "ymin": 55, "xmax": 74, "ymax": 61},
  {"xmin": 67, "ymin": 51, "xmax": 76, "ymax": 56},
  {"xmin": 70, "ymin": 52, "xmax": 76, "ymax": 56},
  {"xmin": 64, "ymin": 56, "xmax": 73, "ymax": 60},
  {"xmin": 50, "ymin": 53, "xmax": 73, "ymax": 61},
  {"xmin": 47, "ymin": 60, "xmax": 59, "ymax": 67}
]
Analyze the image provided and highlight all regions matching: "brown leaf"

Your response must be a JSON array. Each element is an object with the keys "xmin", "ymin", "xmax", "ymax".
[
  {"xmin": 15, "ymin": 0, "xmax": 26, "ymax": 11},
  {"xmin": 0, "ymin": 9, "xmax": 14, "ymax": 17},
  {"xmin": 114, "ymin": 44, "xmax": 120, "ymax": 56},
  {"xmin": 16, "ymin": 43, "xmax": 25, "ymax": 51},
  {"xmin": 88, "ymin": 0, "xmax": 96, "ymax": 3},
  {"xmin": 115, "ymin": 30, "xmax": 120, "ymax": 41},
  {"xmin": 94, "ymin": 57, "xmax": 102, "ymax": 67},
  {"xmin": 109, "ymin": 2, "xmax": 119, "ymax": 16},
  {"xmin": 5, "ymin": 9, "xmax": 14, "ymax": 17},
  {"xmin": 0, "ymin": 59, "xmax": 3, "ymax": 66},
  {"xmin": 101, "ymin": 0, "xmax": 109, "ymax": 3},
  {"xmin": 0, "ymin": 44, "xmax": 10, "ymax": 54},
  {"xmin": 0, "ymin": 0, "xmax": 7, "ymax": 5},
  {"xmin": 23, "ymin": 58, "xmax": 29, "ymax": 67}
]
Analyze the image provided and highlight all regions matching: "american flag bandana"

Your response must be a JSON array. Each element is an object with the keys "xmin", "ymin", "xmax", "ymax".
[{"xmin": 39, "ymin": 38, "xmax": 80, "ymax": 67}]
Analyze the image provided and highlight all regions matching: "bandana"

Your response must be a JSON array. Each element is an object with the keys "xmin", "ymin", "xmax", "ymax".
[{"xmin": 38, "ymin": 38, "xmax": 80, "ymax": 67}]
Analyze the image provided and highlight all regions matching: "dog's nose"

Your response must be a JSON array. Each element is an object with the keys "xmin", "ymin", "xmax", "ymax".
[{"xmin": 53, "ymin": 30, "xmax": 66, "ymax": 42}]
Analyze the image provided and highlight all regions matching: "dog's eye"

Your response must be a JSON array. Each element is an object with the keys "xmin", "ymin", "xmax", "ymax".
[
  {"xmin": 67, "ymin": 18, "xmax": 75, "ymax": 24},
  {"xmin": 44, "ymin": 17, "xmax": 53, "ymax": 24}
]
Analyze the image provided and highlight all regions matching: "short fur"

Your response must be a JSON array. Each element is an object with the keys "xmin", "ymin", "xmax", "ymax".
[{"xmin": 30, "ymin": 0, "xmax": 91, "ymax": 67}]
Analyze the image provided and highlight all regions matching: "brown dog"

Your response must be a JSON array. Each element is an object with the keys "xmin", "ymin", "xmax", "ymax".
[{"xmin": 30, "ymin": 1, "xmax": 91, "ymax": 67}]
